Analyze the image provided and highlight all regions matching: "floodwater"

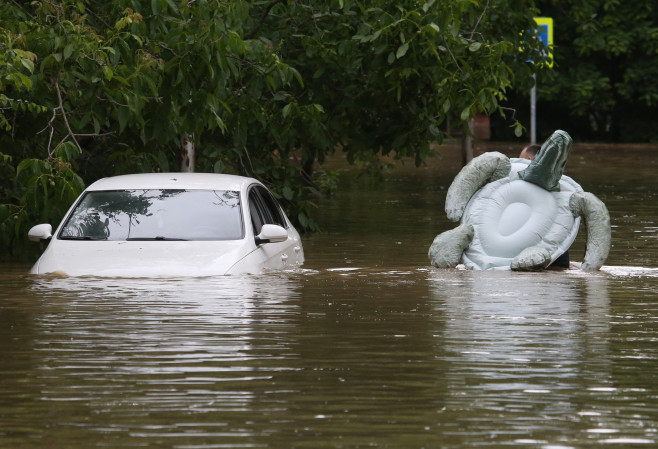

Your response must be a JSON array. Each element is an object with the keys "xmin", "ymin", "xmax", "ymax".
[{"xmin": 2, "ymin": 143, "xmax": 658, "ymax": 448}]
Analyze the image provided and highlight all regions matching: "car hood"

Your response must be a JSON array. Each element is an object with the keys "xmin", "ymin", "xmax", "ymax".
[{"xmin": 31, "ymin": 240, "xmax": 256, "ymax": 277}]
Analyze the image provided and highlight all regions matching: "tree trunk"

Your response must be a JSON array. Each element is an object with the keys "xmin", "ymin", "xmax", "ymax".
[
  {"xmin": 180, "ymin": 135, "xmax": 195, "ymax": 172},
  {"xmin": 301, "ymin": 146, "xmax": 316, "ymax": 186},
  {"xmin": 461, "ymin": 118, "xmax": 474, "ymax": 166}
]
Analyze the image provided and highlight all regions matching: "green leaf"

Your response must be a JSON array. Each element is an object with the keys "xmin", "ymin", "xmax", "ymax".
[
  {"xmin": 282, "ymin": 185, "xmax": 294, "ymax": 201},
  {"xmin": 423, "ymin": 0, "xmax": 436, "ymax": 12},
  {"xmin": 396, "ymin": 43, "xmax": 409, "ymax": 59},
  {"xmin": 115, "ymin": 17, "xmax": 128, "ymax": 30},
  {"xmin": 290, "ymin": 67, "xmax": 304, "ymax": 87},
  {"xmin": 118, "ymin": 107, "xmax": 129, "ymax": 133},
  {"xmin": 213, "ymin": 160, "xmax": 225, "ymax": 173},
  {"xmin": 16, "ymin": 159, "xmax": 38, "ymax": 177},
  {"xmin": 297, "ymin": 212, "xmax": 308, "ymax": 228},
  {"xmin": 102, "ymin": 66, "xmax": 113, "ymax": 81},
  {"xmin": 460, "ymin": 107, "xmax": 471, "ymax": 121},
  {"xmin": 164, "ymin": 0, "xmax": 178, "ymax": 12},
  {"xmin": 20, "ymin": 59, "xmax": 35, "ymax": 73},
  {"xmin": 64, "ymin": 44, "xmax": 74, "ymax": 59},
  {"xmin": 156, "ymin": 151, "xmax": 169, "ymax": 172},
  {"xmin": 469, "ymin": 42, "xmax": 482, "ymax": 52},
  {"xmin": 55, "ymin": 141, "xmax": 79, "ymax": 162}
]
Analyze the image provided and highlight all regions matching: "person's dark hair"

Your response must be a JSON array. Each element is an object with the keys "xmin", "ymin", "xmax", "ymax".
[{"xmin": 521, "ymin": 144, "xmax": 541, "ymax": 159}]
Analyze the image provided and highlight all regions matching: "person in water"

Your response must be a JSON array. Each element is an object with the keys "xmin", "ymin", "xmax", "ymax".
[
  {"xmin": 520, "ymin": 143, "xmax": 571, "ymax": 269},
  {"xmin": 519, "ymin": 143, "xmax": 541, "ymax": 160}
]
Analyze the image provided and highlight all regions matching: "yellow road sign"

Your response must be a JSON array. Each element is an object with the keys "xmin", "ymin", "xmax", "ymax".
[{"xmin": 533, "ymin": 17, "xmax": 554, "ymax": 68}]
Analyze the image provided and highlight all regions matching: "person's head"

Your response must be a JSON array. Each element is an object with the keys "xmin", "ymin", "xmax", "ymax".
[{"xmin": 520, "ymin": 143, "xmax": 541, "ymax": 160}]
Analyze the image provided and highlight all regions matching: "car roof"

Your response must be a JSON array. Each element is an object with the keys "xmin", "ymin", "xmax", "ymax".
[{"xmin": 86, "ymin": 173, "xmax": 261, "ymax": 191}]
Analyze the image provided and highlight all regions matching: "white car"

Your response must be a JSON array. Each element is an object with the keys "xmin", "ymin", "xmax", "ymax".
[{"xmin": 28, "ymin": 173, "xmax": 304, "ymax": 276}]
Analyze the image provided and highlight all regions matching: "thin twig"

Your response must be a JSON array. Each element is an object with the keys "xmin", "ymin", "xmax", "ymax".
[
  {"xmin": 469, "ymin": 0, "xmax": 490, "ymax": 38},
  {"xmin": 238, "ymin": 154, "xmax": 249, "ymax": 176},
  {"xmin": 44, "ymin": 107, "xmax": 58, "ymax": 158},
  {"xmin": 500, "ymin": 106, "xmax": 518, "ymax": 122},
  {"xmin": 83, "ymin": 3, "xmax": 112, "ymax": 28},
  {"xmin": 243, "ymin": 146, "xmax": 256, "ymax": 175},
  {"xmin": 54, "ymin": 80, "xmax": 83, "ymax": 153},
  {"xmin": 443, "ymin": 37, "xmax": 462, "ymax": 73},
  {"xmin": 245, "ymin": 0, "xmax": 285, "ymax": 39},
  {"xmin": 9, "ymin": 0, "xmax": 35, "ymax": 18},
  {"xmin": 72, "ymin": 132, "xmax": 115, "ymax": 137},
  {"xmin": 157, "ymin": 42, "xmax": 179, "ymax": 56}
]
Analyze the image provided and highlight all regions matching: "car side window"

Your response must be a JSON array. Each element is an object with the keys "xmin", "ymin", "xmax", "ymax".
[
  {"xmin": 256, "ymin": 187, "xmax": 287, "ymax": 228},
  {"xmin": 248, "ymin": 190, "xmax": 267, "ymax": 235},
  {"xmin": 248, "ymin": 186, "xmax": 287, "ymax": 235}
]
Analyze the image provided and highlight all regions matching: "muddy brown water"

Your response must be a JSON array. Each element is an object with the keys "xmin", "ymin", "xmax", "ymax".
[{"xmin": 2, "ymin": 143, "xmax": 658, "ymax": 448}]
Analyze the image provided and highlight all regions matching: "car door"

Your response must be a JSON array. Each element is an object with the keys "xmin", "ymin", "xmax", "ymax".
[{"xmin": 247, "ymin": 185, "xmax": 295, "ymax": 270}]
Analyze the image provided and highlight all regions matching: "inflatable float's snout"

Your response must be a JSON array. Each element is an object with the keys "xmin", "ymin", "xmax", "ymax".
[{"xmin": 520, "ymin": 129, "xmax": 572, "ymax": 192}]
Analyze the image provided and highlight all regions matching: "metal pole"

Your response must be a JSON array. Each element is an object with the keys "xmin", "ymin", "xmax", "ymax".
[{"xmin": 530, "ymin": 73, "xmax": 537, "ymax": 144}]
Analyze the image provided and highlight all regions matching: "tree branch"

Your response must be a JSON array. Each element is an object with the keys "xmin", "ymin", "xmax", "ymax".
[
  {"xmin": 469, "ymin": 0, "xmax": 490, "ymax": 38},
  {"xmin": 244, "ymin": 0, "xmax": 285, "ymax": 40},
  {"xmin": 443, "ymin": 37, "xmax": 462, "ymax": 73},
  {"xmin": 53, "ymin": 80, "xmax": 83, "ymax": 154},
  {"xmin": 9, "ymin": 0, "xmax": 35, "ymax": 18}
]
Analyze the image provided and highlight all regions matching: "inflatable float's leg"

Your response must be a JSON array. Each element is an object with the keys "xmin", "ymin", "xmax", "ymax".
[
  {"xmin": 445, "ymin": 152, "xmax": 511, "ymax": 221},
  {"xmin": 510, "ymin": 246, "xmax": 552, "ymax": 271},
  {"xmin": 429, "ymin": 223, "xmax": 474, "ymax": 268},
  {"xmin": 569, "ymin": 192, "xmax": 611, "ymax": 271}
]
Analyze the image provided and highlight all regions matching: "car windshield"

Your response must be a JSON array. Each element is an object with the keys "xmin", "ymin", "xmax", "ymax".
[{"xmin": 59, "ymin": 189, "xmax": 243, "ymax": 241}]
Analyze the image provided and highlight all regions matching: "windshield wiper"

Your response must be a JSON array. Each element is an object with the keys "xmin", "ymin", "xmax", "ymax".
[
  {"xmin": 126, "ymin": 236, "xmax": 188, "ymax": 241},
  {"xmin": 60, "ymin": 235, "xmax": 106, "ymax": 240}
]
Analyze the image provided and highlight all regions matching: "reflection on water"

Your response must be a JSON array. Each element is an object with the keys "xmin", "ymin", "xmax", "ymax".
[
  {"xmin": 429, "ymin": 270, "xmax": 616, "ymax": 446},
  {"xmin": 2, "ymin": 144, "xmax": 658, "ymax": 448},
  {"xmin": 2, "ymin": 274, "xmax": 305, "ymax": 448},
  {"xmin": 2, "ymin": 267, "xmax": 658, "ymax": 448}
]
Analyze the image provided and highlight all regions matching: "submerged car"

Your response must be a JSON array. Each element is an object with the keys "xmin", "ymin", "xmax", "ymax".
[{"xmin": 28, "ymin": 173, "xmax": 304, "ymax": 276}]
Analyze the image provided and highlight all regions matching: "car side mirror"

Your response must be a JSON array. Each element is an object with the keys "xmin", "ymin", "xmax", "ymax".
[
  {"xmin": 255, "ymin": 224, "xmax": 288, "ymax": 245},
  {"xmin": 28, "ymin": 224, "xmax": 53, "ymax": 242}
]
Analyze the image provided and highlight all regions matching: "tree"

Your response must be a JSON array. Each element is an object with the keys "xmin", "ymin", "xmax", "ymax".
[
  {"xmin": 493, "ymin": 0, "xmax": 658, "ymax": 142},
  {"xmin": 249, "ymin": 0, "xmax": 546, "ymax": 168},
  {"xmin": 1, "ymin": 0, "xmax": 546, "ymax": 257},
  {"xmin": 214, "ymin": 0, "xmax": 548, "ymax": 227},
  {"xmin": 1, "ymin": 0, "xmax": 303, "ymax": 255}
]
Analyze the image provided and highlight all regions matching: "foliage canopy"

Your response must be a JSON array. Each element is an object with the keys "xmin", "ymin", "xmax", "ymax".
[
  {"xmin": 1, "ymin": 0, "xmax": 546, "ymax": 257},
  {"xmin": 494, "ymin": 0, "xmax": 658, "ymax": 142}
]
